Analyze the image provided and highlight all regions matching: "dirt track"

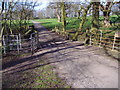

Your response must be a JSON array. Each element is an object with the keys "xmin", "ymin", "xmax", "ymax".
[
  {"xmin": 2, "ymin": 21, "xmax": 118, "ymax": 88},
  {"xmin": 33, "ymin": 21, "xmax": 118, "ymax": 88}
]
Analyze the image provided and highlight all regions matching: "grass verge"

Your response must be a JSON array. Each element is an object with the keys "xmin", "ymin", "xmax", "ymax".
[{"xmin": 3, "ymin": 55, "xmax": 70, "ymax": 88}]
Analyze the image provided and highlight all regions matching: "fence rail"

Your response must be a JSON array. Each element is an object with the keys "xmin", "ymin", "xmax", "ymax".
[
  {"xmin": 90, "ymin": 30, "xmax": 120, "ymax": 51},
  {"xmin": 53, "ymin": 26, "xmax": 120, "ymax": 51}
]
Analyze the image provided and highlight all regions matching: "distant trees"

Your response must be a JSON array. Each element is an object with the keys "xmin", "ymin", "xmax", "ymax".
[
  {"xmin": 112, "ymin": 3, "xmax": 120, "ymax": 18},
  {"xmin": 47, "ymin": 2, "xmax": 84, "ymax": 21},
  {"xmin": 47, "ymin": 2, "xmax": 62, "ymax": 22},
  {"xmin": 37, "ymin": 10, "xmax": 45, "ymax": 19}
]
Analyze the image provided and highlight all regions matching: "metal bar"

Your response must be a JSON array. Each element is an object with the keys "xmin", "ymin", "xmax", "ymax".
[{"xmin": 2, "ymin": 32, "xmax": 38, "ymax": 54}]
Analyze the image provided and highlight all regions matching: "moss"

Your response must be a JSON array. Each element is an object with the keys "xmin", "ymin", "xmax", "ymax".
[
  {"xmin": 61, "ymin": 2, "xmax": 66, "ymax": 32},
  {"xmin": 32, "ymin": 63, "xmax": 70, "ymax": 88}
]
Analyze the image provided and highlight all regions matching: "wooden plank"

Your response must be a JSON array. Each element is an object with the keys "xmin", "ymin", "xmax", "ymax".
[
  {"xmin": 99, "ymin": 29, "xmax": 113, "ymax": 31},
  {"xmin": 103, "ymin": 44, "xmax": 118, "ymax": 49}
]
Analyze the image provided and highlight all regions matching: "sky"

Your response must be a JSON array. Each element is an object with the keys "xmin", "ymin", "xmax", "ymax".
[
  {"xmin": 34, "ymin": 2, "xmax": 49, "ymax": 10},
  {"xmin": 34, "ymin": 0, "xmax": 120, "ymax": 11},
  {"xmin": 1, "ymin": 0, "xmax": 119, "ymax": 11}
]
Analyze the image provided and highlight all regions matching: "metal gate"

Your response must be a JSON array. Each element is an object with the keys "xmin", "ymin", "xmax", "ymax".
[{"xmin": 2, "ymin": 32, "xmax": 38, "ymax": 54}]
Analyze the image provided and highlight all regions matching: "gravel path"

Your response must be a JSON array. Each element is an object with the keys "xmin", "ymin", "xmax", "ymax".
[{"xmin": 32, "ymin": 21, "xmax": 118, "ymax": 88}]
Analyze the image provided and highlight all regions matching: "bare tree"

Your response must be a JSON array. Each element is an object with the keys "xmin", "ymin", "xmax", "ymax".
[
  {"xmin": 0, "ymin": 0, "xmax": 38, "ymax": 48},
  {"xmin": 100, "ymin": 1, "xmax": 120, "ymax": 26},
  {"xmin": 73, "ymin": 2, "xmax": 92, "ymax": 40},
  {"xmin": 48, "ymin": 2, "xmax": 62, "ymax": 22}
]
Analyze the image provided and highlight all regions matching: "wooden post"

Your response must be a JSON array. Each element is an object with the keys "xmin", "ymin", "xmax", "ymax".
[
  {"xmin": 3, "ymin": 35, "xmax": 6, "ymax": 54},
  {"xmin": 90, "ymin": 35, "xmax": 92, "ymax": 46},
  {"xmin": 6, "ymin": 35, "xmax": 9, "ymax": 53},
  {"xmin": 99, "ymin": 30, "xmax": 103, "ymax": 47},
  {"xmin": 17, "ymin": 35, "xmax": 19, "ymax": 54},
  {"xmin": 37, "ymin": 31, "xmax": 39, "ymax": 49},
  {"xmin": 112, "ymin": 36, "xmax": 116, "ymax": 50},
  {"xmin": 0, "ymin": 41, "xmax": 2, "ymax": 59},
  {"xmin": 112, "ymin": 31, "xmax": 120, "ymax": 50},
  {"xmin": 89, "ymin": 29, "xmax": 92, "ymax": 46},
  {"xmin": 30, "ymin": 34, "xmax": 33, "ymax": 54},
  {"xmin": 35, "ymin": 33, "xmax": 38, "ymax": 49},
  {"xmin": 19, "ymin": 34, "xmax": 22, "ymax": 50}
]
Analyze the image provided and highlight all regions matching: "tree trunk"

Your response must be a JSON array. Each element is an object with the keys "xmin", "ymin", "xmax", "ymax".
[
  {"xmin": 0, "ymin": 2, "xmax": 5, "ymax": 54},
  {"xmin": 61, "ymin": 2, "xmax": 66, "ymax": 32},
  {"xmin": 73, "ymin": 3, "xmax": 92, "ymax": 40},
  {"xmin": 55, "ymin": 7, "xmax": 61, "ymax": 22},
  {"xmin": 100, "ymin": 2, "xmax": 115, "ymax": 27},
  {"xmin": 77, "ymin": 10, "xmax": 81, "ymax": 19},
  {"xmin": 90, "ymin": 2, "xmax": 100, "ymax": 45},
  {"xmin": 92, "ymin": 2, "xmax": 100, "ymax": 29},
  {"xmin": 57, "ymin": 13, "xmax": 61, "ymax": 22},
  {"xmin": 103, "ymin": 11, "xmax": 111, "ymax": 26}
]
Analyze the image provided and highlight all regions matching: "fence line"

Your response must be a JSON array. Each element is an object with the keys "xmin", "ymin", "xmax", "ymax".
[
  {"xmin": 53, "ymin": 26, "xmax": 120, "ymax": 51},
  {"xmin": 90, "ymin": 30, "xmax": 120, "ymax": 51}
]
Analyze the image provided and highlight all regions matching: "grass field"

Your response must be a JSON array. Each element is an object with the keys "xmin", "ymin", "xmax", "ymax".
[
  {"xmin": 34, "ymin": 18, "xmax": 61, "ymax": 30},
  {"xmin": 34, "ymin": 15, "xmax": 119, "ymax": 32},
  {"xmin": 34, "ymin": 18, "xmax": 81, "ymax": 30},
  {"xmin": 34, "ymin": 16, "xmax": 119, "ymax": 40},
  {"xmin": 1, "ymin": 20, "xmax": 34, "ymax": 35}
]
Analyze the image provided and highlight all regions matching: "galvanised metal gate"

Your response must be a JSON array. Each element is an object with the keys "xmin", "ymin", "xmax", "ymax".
[{"xmin": 2, "ymin": 32, "xmax": 38, "ymax": 54}]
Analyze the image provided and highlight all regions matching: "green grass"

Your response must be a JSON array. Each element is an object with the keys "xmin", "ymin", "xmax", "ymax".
[
  {"xmin": 34, "ymin": 18, "xmax": 82, "ymax": 30},
  {"xmin": 4, "ymin": 54, "xmax": 70, "ymax": 88},
  {"xmin": 34, "ymin": 15, "xmax": 119, "ymax": 30},
  {"xmin": 17, "ymin": 60, "xmax": 70, "ymax": 88},
  {"xmin": 66, "ymin": 18, "xmax": 82, "ymax": 30},
  {"xmin": 3, "ymin": 20, "xmax": 33, "ymax": 26},
  {"xmin": 34, "ymin": 18, "xmax": 61, "ymax": 30},
  {"xmin": 34, "ymin": 16, "xmax": 119, "ymax": 38},
  {"xmin": 33, "ymin": 17, "xmax": 89, "ymax": 31},
  {"xmin": 1, "ymin": 20, "xmax": 34, "ymax": 35},
  {"xmin": 32, "ymin": 62, "xmax": 70, "ymax": 88}
]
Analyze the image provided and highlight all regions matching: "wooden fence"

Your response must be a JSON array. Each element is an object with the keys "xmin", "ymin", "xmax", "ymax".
[
  {"xmin": 90, "ymin": 30, "xmax": 120, "ymax": 51},
  {"xmin": 53, "ymin": 27, "xmax": 120, "ymax": 51}
]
